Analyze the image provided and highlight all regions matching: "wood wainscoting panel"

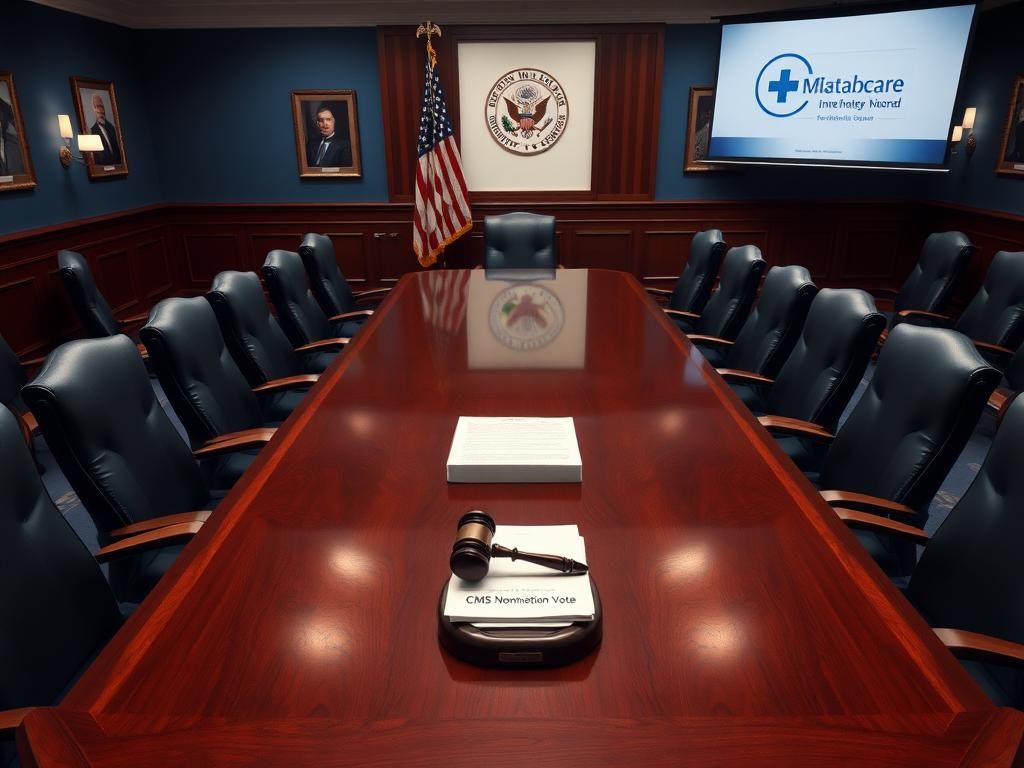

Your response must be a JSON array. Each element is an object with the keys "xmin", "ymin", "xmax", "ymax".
[
  {"xmin": 137, "ymin": 237, "xmax": 173, "ymax": 300},
  {"xmin": 638, "ymin": 229, "xmax": 697, "ymax": 282},
  {"xmin": 95, "ymin": 248, "xmax": 137, "ymax": 316},
  {"xmin": 568, "ymin": 228, "xmax": 634, "ymax": 271},
  {"xmin": 182, "ymin": 233, "xmax": 244, "ymax": 290}
]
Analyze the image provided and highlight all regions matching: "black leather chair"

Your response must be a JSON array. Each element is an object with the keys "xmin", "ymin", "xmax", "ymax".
[
  {"xmin": 646, "ymin": 229, "xmax": 727, "ymax": 315},
  {"xmin": 262, "ymin": 250, "xmax": 361, "ymax": 350},
  {"xmin": 299, "ymin": 233, "xmax": 391, "ymax": 319},
  {"xmin": 723, "ymin": 289, "xmax": 886, "ymax": 471},
  {"xmin": 665, "ymin": 245, "xmax": 765, "ymax": 339},
  {"xmin": 207, "ymin": 270, "xmax": 344, "ymax": 383},
  {"xmin": 988, "ymin": 341, "xmax": 1024, "ymax": 419},
  {"xmin": 883, "ymin": 231, "xmax": 974, "ymax": 331},
  {"xmin": 836, "ymin": 394, "xmax": 1024, "ymax": 708},
  {"xmin": 141, "ymin": 298, "xmax": 317, "ymax": 487},
  {"xmin": 690, "ymin": 265, "xmax": 817, "ymax": 377},
  {"xmin": 759, "ymin": 324, "xmax": 1000, "ymax": 574},
  {"xmin": 57, "ymin": 249, "xmax": 150, "ymax": 357},
  {"xmin": 0, "ymin": 403, "xmax": 129, "ymax": 757},
  {"xmin": 21, "ymin": 336, "xmax": 242, "ymax": 602},
  {"xmin": 483, "ymin": 212, "xmax": 557, "ymax": 274}
]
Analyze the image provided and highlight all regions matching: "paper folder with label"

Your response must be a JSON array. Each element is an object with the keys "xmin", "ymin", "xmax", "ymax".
[
  {"xmin": 446, "ymin": 416, "xmax": 582, "ymax": 483},
  {"xmin": 443, "ymin": 525, "xmax": 595, "ymax": 623}
]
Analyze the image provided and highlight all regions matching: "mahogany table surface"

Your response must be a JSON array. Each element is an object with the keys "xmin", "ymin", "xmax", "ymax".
[{"xmin": 18, "ymin": 269, "xmax": 1024, "ymax": 767}]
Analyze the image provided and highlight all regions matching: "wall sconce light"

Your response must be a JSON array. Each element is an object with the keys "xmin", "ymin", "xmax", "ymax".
[
  {"xmin": 58, "ymin": 114, "xmax": 101, "ymax": 167},
  {"xmin": 961, "ymin": 107, "xmax": 977, "ymax": 155}
]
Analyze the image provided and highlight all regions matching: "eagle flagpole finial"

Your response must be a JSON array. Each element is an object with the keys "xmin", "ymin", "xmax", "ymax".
[{"xmin": 416, "ymin": 21, "xmax": 442, "ymax": 67}]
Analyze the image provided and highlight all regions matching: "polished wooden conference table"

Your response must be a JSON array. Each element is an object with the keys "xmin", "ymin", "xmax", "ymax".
[{"xmin": 19, "ymin": 269, "xmax": 1024, "ymax": 766}]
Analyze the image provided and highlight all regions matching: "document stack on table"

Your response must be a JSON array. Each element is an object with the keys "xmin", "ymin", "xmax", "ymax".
[
  {"xmin": 443, "ymin": 525, "xmax": 595, "ymax": 625},
  {"xmin": 446, "ymin": 416, "xmax": 582, "ymax": 483}
]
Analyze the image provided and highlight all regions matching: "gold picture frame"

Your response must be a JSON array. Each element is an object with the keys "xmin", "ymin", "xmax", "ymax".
[
  {"xmin": 996, "ymin": 74, "xmax": 1024, "ymax": 177},
  {"xmin": 71, "ymin": 76, "xmax": 129, "ymax": 179},
  {"xmin": 0, "ymin": 71, "xmax": 37, "ymax": 192},
  {"xmin": 291, "ymin": 90, "xmax": 362, "ymax": 179},
  {"xmin": 684, "ymin": 86, "xmax": 729, "ymax": 173}
]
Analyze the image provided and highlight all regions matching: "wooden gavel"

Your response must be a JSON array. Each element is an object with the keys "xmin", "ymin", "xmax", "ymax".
[{"xmin": 450, "ymin": 510, "xmax": 589, "ymax": 582}]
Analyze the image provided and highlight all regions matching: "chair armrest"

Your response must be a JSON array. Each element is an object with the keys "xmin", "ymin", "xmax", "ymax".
[
  {"xmin": 757, "ymin": 415, "xmax": 834, "ymax": 441},
  {"xmin": 719, "ymin": 369, "xmax": 773, "ymax": 385},
  {"xmin": 119, "ymin": 311, "xmax": 150, "ymax": 328},
  {"xmin": 353, "ymin": 287, "xmax": 391, "ymax": 300},
  {"xmin": 20, "ymin": 354, "xmax": 47, "ymax": 369},
  {"xmin": 833, "ymin": 507, "xmax": 930, "ymax": 544},
  {"xmin": 820, "ymin": 490, "xmax": 917, "ymax": 520},
  {"xmin": 934, "ymin": 628, "xmax": 1024, "ymax": 670},
  {"xmin": 644, "ymin": 287, "xmax": 673, "ymax": 297},
  {"xmin": 20, "ymin": 410, "xmax": 38, "ymax": 435},
  {"xmin": 896, "ymin": 309, "xmax": 953, "ymax": 325},
  {"xmin": 193, "ymin": 428, "xmax": 276, "ymax": 457},
  {"xmin": 109, "ymin": 510, "xmax": 212, "ymax": 538},
  {"xmin": 974, "ymin": 340, "xmax": 1014, "ymax": 358},
  {"xmin": 295, "ymin": 338, "xmax": 350, "ymax": 353},
  {"xmin": 328, "ymin": 309, "xmax": 374, "ymax": 322},
  {"xmin": 0, "ymin": 707, "xmax": 33, "ymax": 732},
  {"xmin": 95, "ymin": 522, "xmax": 203, "ymax": 563},
  {"xmin": 688, "ymin": 334, "xmax": 734, "ymax": 348},
  {"xmin": 664, "ymin": 309, "xmax": 699, "ymax": 319},
  {"xmin": 252, "ymin": 374, "xmax": 319, "ymax": 394},
  {"xmin": 136, "ymin": 342, "xmax": 149, "ymax": 360}
]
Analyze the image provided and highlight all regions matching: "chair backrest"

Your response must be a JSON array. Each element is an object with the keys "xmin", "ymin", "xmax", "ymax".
[
  {"xmin": 22, "ymin": 335, "xmax": 209, "ymax": 532},
  {"xmin": 954, "ymin": 250, "xmax": 1024, "ymax": 349},
  {"xmin": 0, "ymin": 403, "xmax": 121, "ymax": 711},
  {"xmin": 668, "ymin": 229, "xmax": 727, "ymax": 313},
  {"xmin": 0, "ymin": 331, "xmax": 26, "ymax": 408},
  {"xmin": 820, "ymin": 324, "xmax": 1000, "ymax": 513},
  {"xmin": 695, "ymin": 245, "xmax": 766, "ymax": 339},
  {"xmin": 207, "ymin": 271, "xmax": 302, "ymax": 386},
  {"xmin": 58, "ymin": 249, "xmax": 120, "ymax": 337},
  {"xmin": 141, "ymin": 297, "xmax": 264, "ymax": 447},
  {"xmin": 907, "ymin": 394, "xmax": 1024, "ymax": 647},
  {"xmin": 724, "ymin": 265, "xmax": 817, "ymax": 378},
  {"xmin": 766, "ymin": 289, "xmax": 885, "ymax": 432},
  {"xmin": 298, "ymin": 233, "xmax": 356, "ymax": 317},
  {"xmin": 894, "ymin": 232, "xmax": 974, "ymax": 315},
  {"xmin": 483, "ymin": 212, "xmax": 557, "ymax": 271},
  {"xmin": 262, "ymin": 249, "xmax": 334, "ymax": 347}
]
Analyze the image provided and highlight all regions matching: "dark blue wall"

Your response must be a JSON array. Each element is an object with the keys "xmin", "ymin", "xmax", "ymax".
[
  {"xmin": 0, "ymin": 1, "xmax": 163, "ymax": 234},
  {"xmin": 930, "ymin": 2, "xmax": 1024, "ymax": 216},
  {"xmin": 136, "ymin": 27, "xmax": 387, "ymax": 203}
]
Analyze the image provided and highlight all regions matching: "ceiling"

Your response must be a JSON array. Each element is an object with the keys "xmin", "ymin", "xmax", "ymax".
[{"xmin": 27, "ymin": 0, "xmax": 931, "ymax": 29}]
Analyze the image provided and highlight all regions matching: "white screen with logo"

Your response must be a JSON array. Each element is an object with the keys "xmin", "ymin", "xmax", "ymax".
[{"xmin": 708, "ymin": 4, "xmax": 975, "ymax": 168}]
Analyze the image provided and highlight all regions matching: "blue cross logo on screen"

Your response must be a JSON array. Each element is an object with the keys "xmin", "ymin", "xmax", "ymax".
[{"xmin": 756, "ymin": 53, "xmax": 813, "ymax": 117}]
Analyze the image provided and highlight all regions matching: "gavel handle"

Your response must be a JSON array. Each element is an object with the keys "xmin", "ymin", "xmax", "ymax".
[{"xmin": 491, "ymin": 543, "xmax": 589, "ymax": 575}]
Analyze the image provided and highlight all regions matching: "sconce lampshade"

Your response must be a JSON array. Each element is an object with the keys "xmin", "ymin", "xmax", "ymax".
[
  {"xmin": 77, "ymin": 134, "xmax": 103, "ymax": 152},
  {"xmin": 951, "ymin": 125, "xmax": 963, "ymax": 142},
  {"xmin": 962, "ymin": 107, "xmax": 976, "ymax": 130},
  {"xmin": 58, "ymin": 114, "xmax": 73, "ymax": 140}
]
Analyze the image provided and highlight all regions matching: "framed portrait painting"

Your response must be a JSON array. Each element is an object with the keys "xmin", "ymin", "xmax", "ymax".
[
  {"xmin": 291, "ymin": 90, "xmax": 362, "ymax": 178},
  {"xmin": 71, "ymin": 77, "xmax": 128, "ymax": 179},
  {"xmin": 684, "ymin": 86, "xmax": 728, "ymax": 173},
  {"xmin": 996, "ymin": 75, "xmax": 1024, "ymax": 177},
  {"xmin": 0, "ymin": 72, "xmax": 37, "ymax": 192}
]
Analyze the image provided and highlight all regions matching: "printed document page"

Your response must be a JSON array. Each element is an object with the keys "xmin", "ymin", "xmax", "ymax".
[{"xmin": 446, "ymin": 416, "xmax": 582, "ymax": 482}]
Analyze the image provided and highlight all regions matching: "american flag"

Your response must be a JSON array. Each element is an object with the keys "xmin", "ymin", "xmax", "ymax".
[
  {"xmin": 418, "ymin": 269, "xmax": 471, "ymax": 336},
  {"xmin": 413, "ymin": 51, "xmax": 472, "ymax": 268}
]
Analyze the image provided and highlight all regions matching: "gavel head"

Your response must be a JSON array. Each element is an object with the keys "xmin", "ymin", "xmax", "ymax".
[{"xmin": 450, "ymin": 510, "xmax": 496, "ymax": 581}]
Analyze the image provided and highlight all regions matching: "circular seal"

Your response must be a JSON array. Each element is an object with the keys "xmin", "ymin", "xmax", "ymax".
[
  {"xmin": 489, "ymin": 284, "xmax": 565, "ymax": 351},
  {"xmin": 484, "ymin": 68, "xmax": 570, "ymax": 155}
]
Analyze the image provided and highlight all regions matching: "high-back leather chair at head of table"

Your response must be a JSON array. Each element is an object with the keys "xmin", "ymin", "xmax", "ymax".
[
  {"xmin": 483, "ymin": 212, "xmax": 557, "ymax": 272},
  {"xmin": 691, "ymin": 265, "xmax": 817, "ymax": 377},
  {"xmin": 299, "ymin": 233, "xmax": 390, "ymax": 317}
]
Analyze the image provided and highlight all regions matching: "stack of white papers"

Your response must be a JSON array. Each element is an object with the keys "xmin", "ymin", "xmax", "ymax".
[
  {"xmin": 444, "ymin": 525, "xmax": 594, "ymax": 624},
  {"xmin": 446, "ymin": 416, "xmax": 582, "ymax": 483}
]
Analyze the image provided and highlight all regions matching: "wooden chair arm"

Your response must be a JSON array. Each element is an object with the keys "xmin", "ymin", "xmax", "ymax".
[
  {"xmin": 20, "ymin": 354, "xmax": 47, "ymax": 369},
  {"xmin": 820, "ymin": 490, "xmax": 917, "ymax": 520},
  {"xmin": 95, "ymin": 521, "xmax": 203, "ymax": 563},
  {"xmin": 109, "ymin": 510, "xmax": 212, "ymax": 538},
  {"xmin": 20, "ymin": 410, "xmax": 38, "ymax": 435},
  {"xmin": 252, "ymin": 374, "xmax": 319, "ymax": 394},
  {"xmin": 688, "ymin": 334, "xmax": 734, "ymax": 348},
  {"xmin": 833, "ymin": 507, "xmax": 930, "ymax": 544},
  {"xmin": 664, "ymin": 308, "xmax": 699, "ymax": 319},
  {"xmin": 0, "ymin": 706, "xmax": 33, "ymax": 732},
  {"xmin": 934, "ymin": 628, "xmax": 1024, "ymax": 669},
  {"xmin": 353, "ymin": 287, "xmax": 391, "ymax": 300},
  {"xmin": 974, "ymin": 340, "xmax": 1014, "ymax": 358},
  {"xmin": 757, "ymin": 415, "xmax": 834, "ymax": 441},
  {"xmin": 193, "ymin": 428, "xmax": 276, "ymax": 457},
  {"xmin": 328, "ymin": 309, "xmax": 374, "ymax": 322},
  {"xmin": 719, "ymin": 369, "xmax": 774, "ymax": 386},
  {"xmin": 136, "ymin": 342, "xmax": 149, "ymax": 360},
  {"xmin": 644, "ymin": 287, "xmax": 673, "ymax": 297},
  {"xmin": 295, "ymin": 337, "xmax": 350, "ymax": 353},
  {"xmin": 896, "ymin": 309, "xmax": 952, "ymax": 324}
]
